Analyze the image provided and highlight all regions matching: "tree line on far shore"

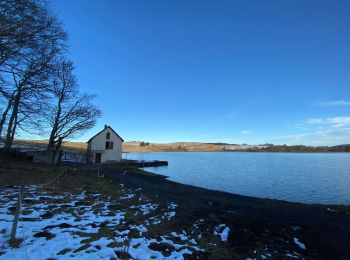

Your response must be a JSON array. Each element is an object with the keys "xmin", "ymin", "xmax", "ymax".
[
  {"xmin": 0, "ymin": 0, "xmax": 101, "ymax": 161},
  {"xmin": 223, "ymin": 144, "xmax": 350, "ymax": 153}
]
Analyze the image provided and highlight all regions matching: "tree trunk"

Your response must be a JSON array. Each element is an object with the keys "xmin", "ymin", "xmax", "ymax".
[
  {"xmin": 3, "ymin": 91, "xmax": 21, "ymax": 152},
  {"xmin": 51, "ymin": 137, "xmax": 62, "ymax": 165},
  {"xmin": 57, "ymin": 148, "xmax": 63, "ymax": 166},
  {"xmin": 47, "ymin": 98, "xmax": 62, "ymax": 151},
  {"xmin": 9, "ymin": 112, "xmax": 17, "ymax": 148},
  {"xmin": 0, "ymin": 95, "xmax": 13, "ymax": 139}
]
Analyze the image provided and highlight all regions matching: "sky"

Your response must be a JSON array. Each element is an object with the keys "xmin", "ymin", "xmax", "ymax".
[{"xmin": 50, "ymin": 0, "xmax": 350, "ymax": 146}]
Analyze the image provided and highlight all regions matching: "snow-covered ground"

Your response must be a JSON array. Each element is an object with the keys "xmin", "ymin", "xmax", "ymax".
[
  {"xmin": 0, "ymin": 185, "xmax": 205, "ymax": 259},
  {"xmin": 0, "ymin": 178, "xmax": 309, "ymax": 259}
]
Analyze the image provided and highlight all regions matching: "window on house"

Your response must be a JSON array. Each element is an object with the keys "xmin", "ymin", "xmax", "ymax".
[
  {"xmin": 105, "ymin": 141, "xmax": 114, "ymax": 150},
  {"xmin": 106, "ymin": 132, "xmax": 110, "ymax": 139}
]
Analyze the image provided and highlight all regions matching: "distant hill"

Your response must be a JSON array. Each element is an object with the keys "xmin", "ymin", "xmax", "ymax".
[
  {"xmin": 329, "ymin": 144, "xmax": 350, "ymax": 152},
  {"xmin": 9, "ymin": 139, "xmax": 350, "ymax": 153},
  {"xmin": 239, "ymin": 144, "xmax": 350, "ymax": 153},
  {"xmin": 123, "ymin": 142, "xmax": 223, "ymax": 152}
]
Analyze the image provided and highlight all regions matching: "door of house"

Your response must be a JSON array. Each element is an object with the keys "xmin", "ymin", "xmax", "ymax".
[{"xmin": 95, "ymin": 153, "xmax": 101, "ymax": 163}]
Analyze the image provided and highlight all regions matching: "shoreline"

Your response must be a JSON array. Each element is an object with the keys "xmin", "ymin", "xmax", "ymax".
[
  {"xmin": 121, "ymin": 165, "xmax": 350, "ymax": 206},
  {"xmin": 102, "ymin": 165, "xmax": 350, "ymax": 259},
  {"xmin": 106, "ymin": 164, "xmax": 350, "ymax": 208},
  {"xmin": 1, "ymin": 161, "xmax": 350, "ymax": 258},
  {"xmin": 125, "ymin": 150, "xmax": 350, "ymax": 153}
]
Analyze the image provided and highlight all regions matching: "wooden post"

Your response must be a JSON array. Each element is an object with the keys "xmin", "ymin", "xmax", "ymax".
[{"xmin": 10, "ymin": 186, "xmax": 24, "ymax": 244}]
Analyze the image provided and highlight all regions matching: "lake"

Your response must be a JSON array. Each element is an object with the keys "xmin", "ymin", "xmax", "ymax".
[{"xmin": 126, "ymin": 152, "xmax": 350, "ymax": 205}]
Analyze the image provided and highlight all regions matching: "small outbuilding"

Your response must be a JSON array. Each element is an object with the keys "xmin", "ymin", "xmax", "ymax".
[{"xmin": 86, "ymin": 125, "xmax": 124, "ymax": 163}]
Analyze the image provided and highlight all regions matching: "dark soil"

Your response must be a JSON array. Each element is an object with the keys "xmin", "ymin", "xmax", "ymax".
[
  {"xmin": 33, "ymin": 231, "xmax": 56, "ymax": 239},
  {"xmin": 102, "ymin": 165, "xmax": 350, "ymax": 260}
]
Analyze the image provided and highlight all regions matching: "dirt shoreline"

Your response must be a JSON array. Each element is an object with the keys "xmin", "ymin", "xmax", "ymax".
[
  {"xmin": 102, "ymin": 165, "xmax": 350, "ymax": 259},
  {"xmin": 1, "ymin": 160, "xmax": 350, "ymax": 259}
]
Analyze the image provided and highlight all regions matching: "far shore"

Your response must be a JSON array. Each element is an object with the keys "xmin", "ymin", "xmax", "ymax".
[{"xmin": 11, "ymin": 139, "xmax": 350, "ymax": 153}]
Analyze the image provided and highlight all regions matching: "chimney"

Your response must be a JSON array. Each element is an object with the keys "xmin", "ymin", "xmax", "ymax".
[{"xmin": 104, "ymin": 124, "xmax": 108, "ymax": 129}]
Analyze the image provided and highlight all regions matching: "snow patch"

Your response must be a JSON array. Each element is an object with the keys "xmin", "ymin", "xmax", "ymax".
[
  {"xmin": 120, "ymin": 193, "xmax": 135, "ymax": 200},
  {"xmin": 214, "ymin": 224, "xmax": 230, "ymax": 242},
  {"xmin": 293, "ymin": 237, "xmax": 306, "ymax": 250},
  {"xmin": 163, "ymin": 211, "xmax": 176, "ymax": 221}
]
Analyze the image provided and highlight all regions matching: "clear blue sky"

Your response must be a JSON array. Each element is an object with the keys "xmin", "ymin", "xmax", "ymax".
[{"xmin": 51, "ymin": 0, "xmax": 350, "ymax": 146}]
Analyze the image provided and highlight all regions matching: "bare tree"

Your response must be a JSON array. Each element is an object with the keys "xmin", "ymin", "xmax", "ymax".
[
  {"xmin": 0, "ymin": 91, "xmax": 14, "ymax": 138},
  {"xmin": 1, "ymin": 0, "xmax": 101, "ymax": 158},
  {"xmin": 0, "ymin": 0, "xmax": 67, "ymax": 151},
  {"xmin": 2, "ymin": 51, "xmax": 54, "ymax": 151},
  {"xmin": 47, "ymin": 61, "xmax": 101, "ymax": 163},
  {"xmin": 0, "ymin": 0, "xmax": 66, "ymax": 66}
]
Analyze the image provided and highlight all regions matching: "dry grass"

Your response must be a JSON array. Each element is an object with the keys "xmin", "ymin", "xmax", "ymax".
[
  {"xmin": 123, "ymin": 142, "xmax": 224, "ymax": 152},
  {"xmin": 14, "ymin": 139, "xmax": 225, "ymax": 153}
]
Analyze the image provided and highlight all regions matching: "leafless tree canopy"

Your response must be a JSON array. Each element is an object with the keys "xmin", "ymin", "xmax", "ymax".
[
  {"xmin": 47, "ymin": 61, "xmax": 101, "ymax": 159},
  {"xmin": 0, "ymin": 0, "xmax": 101, "ymax": 155}
]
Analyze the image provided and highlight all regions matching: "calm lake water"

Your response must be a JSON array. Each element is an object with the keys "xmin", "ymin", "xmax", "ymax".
[{"xmin": 126, "ymin": 152, "xmax": 350, "ymax": 205}]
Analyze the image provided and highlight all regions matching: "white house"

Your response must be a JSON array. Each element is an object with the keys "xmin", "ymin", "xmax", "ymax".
[{"xmin": 86, "ymin": 125, "xmax": 124, "ymax": 163}]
